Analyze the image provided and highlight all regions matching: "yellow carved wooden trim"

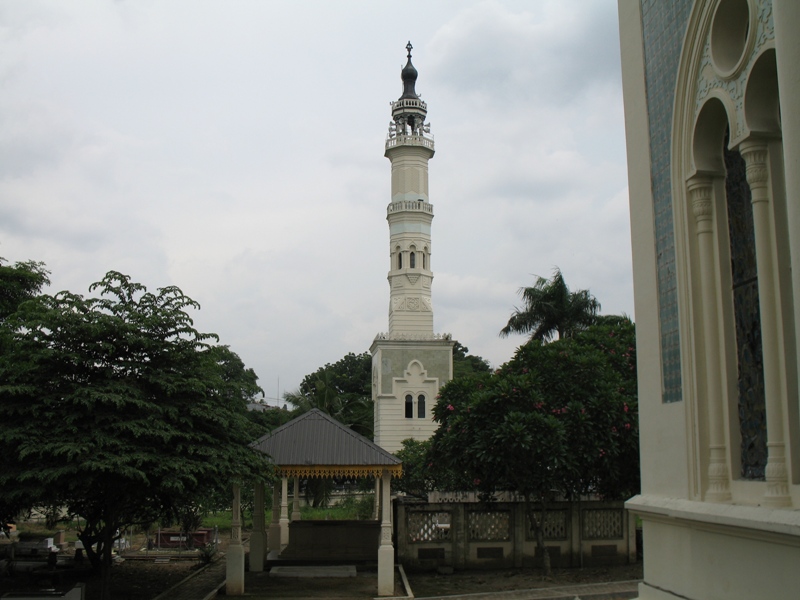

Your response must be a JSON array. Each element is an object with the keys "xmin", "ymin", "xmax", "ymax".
[{"xmin": 275, "ymin": 464, "xmax": 402, "ymax": 479}]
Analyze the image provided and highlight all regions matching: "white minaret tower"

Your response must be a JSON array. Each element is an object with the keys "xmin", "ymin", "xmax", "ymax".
[
  {"xmin": 371, "ymin": 43, "xmax": 454, "ymax": 454},
  {"xmin": 385, "ymin": 42, "xmax": 435, "ymax": 335}
]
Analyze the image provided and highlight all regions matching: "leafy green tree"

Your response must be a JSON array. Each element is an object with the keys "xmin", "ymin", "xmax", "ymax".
[
  {"xmin": 393, "ymin": 437, "xmax": 475, "ymax": 499},
  {"xmin": 212, "ymin": 344, "xmax": 263, "ymax": 404},
  {"xmin": 0, "ymin": 259, "xmax": 52, "ymax": 533},
  {"xmin": 285, "ymin": 351, "xmax": 373, "ymax": 437},
  {"xmin": 0, "ymin": 258, "xmax": 50, "ymax": 323},
  {"xmin": 393, "ymin": 439, "xmax": 435, "ymax": 499},
  {"xmin": 283, "ymin": 352, "xmax": 373, "ymax": 508},
  {"xmin": 429, "ymin": 319, "xmax": 638, "ymax": 574},
  {"xmin": 246, "ymin": 404, "xmax": 294, "ymax": 436},
  {"xmin": 500, "ymin": 318, "xmax": 639, "ymax": 500},
  {"xmin": 0, "ymin": 272, "xmax": 271, "ymax": 599},
  {"xmin": 452, "ymin": 341, "xmax": 492, "ymax": 379},
  {"xmin": 500, "ymin": 268, "xmax": 600, "ymax": 342}
]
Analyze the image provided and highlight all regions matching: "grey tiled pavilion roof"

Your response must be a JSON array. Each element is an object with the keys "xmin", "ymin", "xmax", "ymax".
[{"xmin": 252, "ymin": 409, "xmax": 402, "ymax": 479}]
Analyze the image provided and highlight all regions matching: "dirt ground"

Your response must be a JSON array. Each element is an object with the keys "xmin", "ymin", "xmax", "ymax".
[
  {"xmin": 0, "ymin": 557, "xmax": 197, "ymax": 600},
  {"xmin": 0, "ymin": 530, "xmax": 209, "ymax": 600}
]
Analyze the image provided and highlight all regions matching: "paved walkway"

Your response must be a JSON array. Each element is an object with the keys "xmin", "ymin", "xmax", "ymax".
[
  {"xmin": 154, "ymin": 556, "xmax": 639, "ymax": 600},
  {"xmin": 413, "ymin": 579, "xmax": 640, "ymax": 600}
]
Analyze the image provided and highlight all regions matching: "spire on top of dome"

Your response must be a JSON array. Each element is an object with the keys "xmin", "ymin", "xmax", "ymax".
[{"xmin": 400, "ymin": 41, "xmax": 419, "ymax": 100}]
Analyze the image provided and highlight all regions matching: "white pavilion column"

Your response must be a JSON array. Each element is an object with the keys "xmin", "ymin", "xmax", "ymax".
[
  {"xmin": 740, "ymin": 139, "xmax": 791, "ymax": 507},
  {"xmin": 225, "ymin": 484, "xmax": 245, "ymax": 595},
  {"xmin": 377, "ymin": 469, "xmax": 394, "ymax": 596},
  {"xmin": 688, "ymin": 176, "xmax": 731, "ymax": 502},
  {"xmin": 268, "ymin": 480, "xmax": 281, "ymax": 555},
  {"xmin": 373, "ymin": 476, "xmax": 380, "ymax": 519},
  {"xmin": 249, "ymin": 483, "xmax": 266, "ymax": 572},
  {"xmin": 280, "ymin": 476, "xmax": 290, "ymax": 546},
  {"xmin": 291, "ymin": 478, "xmax": 301, "ymax": 522}
]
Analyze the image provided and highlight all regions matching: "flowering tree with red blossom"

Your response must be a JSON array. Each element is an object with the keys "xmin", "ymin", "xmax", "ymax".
[{"xmin": 428, "ymin": 318, "xmax": 638, "ymax": 574}]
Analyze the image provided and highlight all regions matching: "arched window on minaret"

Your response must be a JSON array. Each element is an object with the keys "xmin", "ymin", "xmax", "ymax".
[
  {"xmin": 410, "ymin": 252, "xmax": 416, "ymax": 268},
  {"xmin": 417, "ymin": 394, "xmax": 426, "ymax": 418},
  {"xmin": 405, "ymin": 394, "xmax": 413, "ymax": 418},
  {"xmin": 398, "ymin": 252, "xmax": 403, "ymax": 269},
  {"xmin": 422, "ymin": 252, "xmax": 426, "ymax": 269}
]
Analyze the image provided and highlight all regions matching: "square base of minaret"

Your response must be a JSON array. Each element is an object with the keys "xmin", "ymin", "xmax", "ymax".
[{"xmin": 370, "ymin": 336, "xmax": 454, "ymax": 454}]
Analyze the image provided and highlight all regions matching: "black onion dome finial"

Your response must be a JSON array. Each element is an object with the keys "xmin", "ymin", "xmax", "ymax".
[{"xmin": 400, "ymin": 40, "xmax": 418, "ymax": 99}]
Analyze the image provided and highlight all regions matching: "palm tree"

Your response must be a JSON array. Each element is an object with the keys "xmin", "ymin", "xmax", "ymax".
[
  {"xmin": 283, "ymin": 355, "xmax": 374, "ymax": 438},
  {"xmin": 284, "ymin": 369, "xmax": 344, "ymax": 417},
  {"xmin": 500, "ymin": 268, "xmax": 600, "ymax": 342}
]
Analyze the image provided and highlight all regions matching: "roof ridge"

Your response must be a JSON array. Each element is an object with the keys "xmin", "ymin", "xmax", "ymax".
[
  {"xmin": 308, "ymin": 409, "xmax": 398, "ymax": 460},
  {"xmin": 252, "ymin": 408, "xmax": 400, "ymax": 467}
]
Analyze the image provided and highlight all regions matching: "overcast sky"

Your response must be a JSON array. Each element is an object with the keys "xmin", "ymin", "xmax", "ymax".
[{"xmin": 1, "ymin": 0, "xmax": 632, "ymax": 403}]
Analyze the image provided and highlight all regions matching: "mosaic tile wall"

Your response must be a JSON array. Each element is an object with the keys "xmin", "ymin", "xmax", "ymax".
[{"xmin": 640, "ymin": 1, "xmax": 694, "ymax": 403}]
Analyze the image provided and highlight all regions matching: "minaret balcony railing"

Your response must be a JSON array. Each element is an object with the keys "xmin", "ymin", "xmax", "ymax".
[
  {"xmin": 387, "ymin": 200, "xmax": 433, "ymax": 215},
  {"xmin": 391, "ymin": 98, "xmax": 427, "ymax": 111},
  {"xmin": 385, "ymin": 134, "xmax": 435, "ymax": 151},
  {"xmin": 375, "ymin": 332, "xmax": 452, "ymax": 341}
]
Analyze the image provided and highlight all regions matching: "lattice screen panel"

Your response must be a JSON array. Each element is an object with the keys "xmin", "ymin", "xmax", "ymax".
[
  {"xmin": 468, "ymin": 511, "xmax": 510, "ymax": 541},
  {"xmin": 526, "ymin": 509, "xmax": 568, "ymax": 540},
  {"xmin": 407, "ymin": 511, "xmax": 452, "ymax": 543},
  {"xmin": 582, "ymin": 509, "xmax": 623, "ymax": 539}
]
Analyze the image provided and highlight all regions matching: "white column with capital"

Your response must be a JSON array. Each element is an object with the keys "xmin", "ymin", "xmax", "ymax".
[
  {"xmin": 377, "ymin": 470, "xmax": 394, "ymax": 596},
  {"xmin": 268, "ymin": 480, "xmax": 281, "ymax": 556},
  {"xmin": 279, "ymin": 476, "xmax": 290, "ymax": 546},
  {"xmin": 740, "ymin": 139, "xmax": 791, "ymax": 507},
  {"xmin": 225, "ymin": 484, "xmax": 245, "ymax": 595},
  {"xmin": 373, "ymin": 476, "xmax": 380, "ymax": 520},
  {"xmin": 688, "ymin": 177, "xmax": 731, "ymax": 502}
]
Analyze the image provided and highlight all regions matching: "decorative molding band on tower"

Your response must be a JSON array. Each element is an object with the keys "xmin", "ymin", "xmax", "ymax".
[
  {"xmin": 385, "ymin": 135, "xmax": 434, "ymax": 151},
  {"xmin": 387, "ymin": 200, "xmax": 433, "ymax": 214},
  {"xmin": 374, "ymin": 332, "xmax": 452, "ymax": 341}
]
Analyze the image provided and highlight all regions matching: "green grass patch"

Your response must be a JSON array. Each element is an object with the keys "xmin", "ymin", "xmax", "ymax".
[
  {"xmin": 199, "ymin": 495, "xmax": 375, "ymax": 529},
  {"xmin": 14, "ymin": 520, "xmax": 81, "ymax": 543},
  {"xmin": 302, "ymin": 495, "xmax": 374, "ymax": 520},
  {"xmin": 201, "ymin": 511, "xmax": 236, "ymax": 531}
]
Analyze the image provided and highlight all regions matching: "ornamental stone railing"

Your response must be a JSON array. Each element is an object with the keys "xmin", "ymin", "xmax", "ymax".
[
  {"xmin": 385, "ymin": 134, "xmax": 435, "ymax": 151},
  {"xmin": 387, "ymin": 200, "xmax": 433, "ymax": 215},
  {"xmin": 374, "ymin": 332, "xmax": 451, "ymax": 341},
  {"xmin": 395, "ymin": 498, "xmax": 637, "ymax": 570},
  {"xmin": 391, "ymin": 98, "xmax": 428, "ymax": 112}
]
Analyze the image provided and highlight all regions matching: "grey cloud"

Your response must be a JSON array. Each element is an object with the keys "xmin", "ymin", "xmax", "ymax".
[
  {"xmin": 0, "ymin": 101, "xmax": 77, "ymax": 178},
  {"xmin": 0, "ymin": 1, "xmax": 634, "ymax": 395},
  {"xmin": 427, "ymin": 1, "xmax": 621, "ymax": 106}
]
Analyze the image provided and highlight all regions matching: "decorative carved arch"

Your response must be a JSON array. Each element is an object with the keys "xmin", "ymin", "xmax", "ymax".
[
  {"xmin": 671, "ymin": 0, "xmax": 794, "ymax": 502},
  {"xmin": 675, "ymin": 0, "xmax": 775, "ymax": 179},
  {"xmin": 405, "ymin": 359, "xmax": 426, "ymax": 385},
  {"xmin": 744, "ymin": 47, "xmax": 780, "ymax": 135},
  {"xmin": 693, "ymin": 95, "xmax": 735, "ymax": 174}
]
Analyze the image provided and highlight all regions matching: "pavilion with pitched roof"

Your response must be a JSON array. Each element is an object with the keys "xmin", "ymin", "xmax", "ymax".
[{"xmin": 225, "ymin": 409, "xmax": 402, "ymax": 596}]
